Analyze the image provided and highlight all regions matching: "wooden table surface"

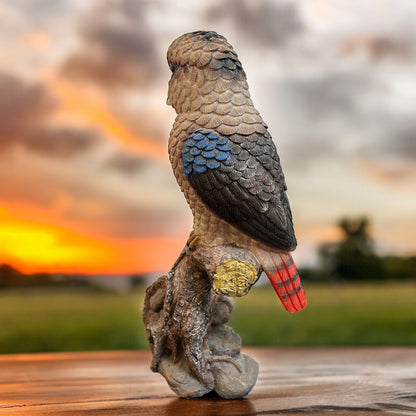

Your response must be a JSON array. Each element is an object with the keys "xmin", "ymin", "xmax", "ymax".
[{"xmin": 0, "ymin": 347, "xmax": 415, "ymax": 416}]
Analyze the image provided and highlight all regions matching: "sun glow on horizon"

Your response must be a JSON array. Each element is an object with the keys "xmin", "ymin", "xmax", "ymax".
[{"xmin": 0, "ymin": 208, "xmax": 184, "ymax": 275}]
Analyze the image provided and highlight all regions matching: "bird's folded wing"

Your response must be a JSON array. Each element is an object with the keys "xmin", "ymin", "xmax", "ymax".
[{"xmin": 181, "ymin": 129, "xmax": 297, "ymax": 250}]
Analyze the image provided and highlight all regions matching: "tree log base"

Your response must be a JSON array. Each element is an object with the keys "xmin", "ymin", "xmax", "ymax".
[{"xmin": 142, "ymin": 243, "xmax": 261, "ymax": 399}]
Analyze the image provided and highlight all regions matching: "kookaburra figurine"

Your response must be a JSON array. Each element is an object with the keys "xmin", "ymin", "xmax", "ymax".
[{"xmin": 143, "ymin": 31, "xmax": 306, "ymax": 399}]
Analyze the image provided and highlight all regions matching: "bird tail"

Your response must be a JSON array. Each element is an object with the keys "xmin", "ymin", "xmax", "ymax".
[{"xmin": 253, "ymin": 248, "xmax": 307, "ymax": 313}]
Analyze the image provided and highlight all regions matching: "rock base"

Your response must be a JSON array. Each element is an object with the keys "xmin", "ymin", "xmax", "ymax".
[
  {"xmin": 142, "ymin": 247, "xmax": 261, "ymax": 399},
  {"xmin": 158, "ymin": 322, "xmax": 258, "ymax": 399}
]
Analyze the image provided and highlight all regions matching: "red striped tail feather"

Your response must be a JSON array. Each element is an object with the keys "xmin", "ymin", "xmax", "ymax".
[{"xmin": 253, "ymin": 249, "xmax": 307, "ymax": 313}]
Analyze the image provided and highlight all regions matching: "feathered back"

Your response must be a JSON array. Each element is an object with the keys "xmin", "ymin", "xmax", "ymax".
[
  {"xmin": 167, "ymin": 31, "xmax": 245, "ymax": 76},
  {"xmin": 167, "ymin": 31, "xmax": 266, "ymax": 137}
]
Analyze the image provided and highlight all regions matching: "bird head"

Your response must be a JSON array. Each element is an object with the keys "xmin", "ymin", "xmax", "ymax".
[{"xmin": 166, "ymin": 31, "xmax": 247, "ymax": 113}]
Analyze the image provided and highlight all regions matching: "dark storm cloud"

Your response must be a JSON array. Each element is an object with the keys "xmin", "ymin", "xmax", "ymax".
[
  {"xmin": 205, "ymin": 0, "xmax": 304, "ymax": 47},
  {"xmin": 275, "ymin": 70, "xmax": 415, "ymax": 181},
  {"xmin": 0, "ymin": 70, "xmax": 100, "ymax": 158},
  {"xmin": 0, "ymin": 71, "xmax": 54, "ymax": 145},
  {"xmin": 3, "ymin": 0, "xmax": 72, "ymax": 28},
  {"xmin": 379, "ymin": 119, "xmax": 416, "ymax": 159},
  {"xmin": 361, "ymin": 115, "xmax": 416, "ymax": 160},
  {"xmin": 105, "ymin": 153, "xmax": 149, "ymax": 175},
  {"xmin": 25, "ymin": 126, "xmax": 100, "ymax": 158},
  {"xmin": 284, "ymin": 71, "xmax": 416, "ymax": 165},
  {"xmin": 355, "ymin": 116, "xmax": 416, "ymax": 183},
  {"xmin": 274, "ymin": 71, "xmax": 373, "ymax": 166},
  {"xmin": 7, "ymin": 0, "xmax": 70, "ymax": 19},
  {"xmin": 61, "ymin": 0, "xmax": 160, "ymax": 88},
  {"xmin": 277, "ymin": 71, "xmax": 371, "ymax": 120}
]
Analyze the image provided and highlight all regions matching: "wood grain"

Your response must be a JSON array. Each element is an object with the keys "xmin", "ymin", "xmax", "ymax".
[{"xmin": 0, "ymin": 347, "xmax": 415, "ymax": 415}]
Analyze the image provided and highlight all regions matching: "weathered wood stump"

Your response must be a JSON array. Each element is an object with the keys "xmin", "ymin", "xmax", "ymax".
[{"xmin": 142, "ymin": 243, "xmax": 261, "ymax": 398}]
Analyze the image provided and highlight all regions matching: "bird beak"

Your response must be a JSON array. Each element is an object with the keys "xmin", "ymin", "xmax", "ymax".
[{"xmin": 166, "ymin": 97, "xmax": 172, "ymax": 106}]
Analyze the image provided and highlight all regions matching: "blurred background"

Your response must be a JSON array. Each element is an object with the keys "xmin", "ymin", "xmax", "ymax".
[{"xmin": 0, "ymin": 0, "xmax": 415, "ymax": 353}]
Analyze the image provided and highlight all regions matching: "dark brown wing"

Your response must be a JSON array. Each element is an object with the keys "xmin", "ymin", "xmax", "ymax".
[{"xmin": 182, "ymin": 129, "xmax": 297, "ymax": 250}]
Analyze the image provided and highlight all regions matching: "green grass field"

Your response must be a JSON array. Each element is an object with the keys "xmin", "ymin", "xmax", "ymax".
[
  {"xmin": 0, "ymin": 281, "xmax": 415, "ymax": 354},
  {"xmin": 230, "ymin": 281, "xmax": 416, "ymax": 346}
]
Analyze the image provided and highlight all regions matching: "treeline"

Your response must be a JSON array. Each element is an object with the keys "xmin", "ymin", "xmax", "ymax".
[
  {"xmin": 0, "ymin": 264, "xmax": 149, "ymax": 290},
  {"xmin": 302, "ymin": 217, "xmax": 416, "ymax": 281},
  {"xmin": 0, "ymin": 264, "xmax": 93, "ymax": 289}
]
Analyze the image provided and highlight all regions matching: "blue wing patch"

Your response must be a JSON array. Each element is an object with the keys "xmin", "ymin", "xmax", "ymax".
[{"xmin": 182, "ymin": 130, "xmax": 234, "ymax": 177}]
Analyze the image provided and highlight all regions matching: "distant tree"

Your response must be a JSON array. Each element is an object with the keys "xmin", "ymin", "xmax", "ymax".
[
  {"xmin": 381, "ymin": 255, "xmax": 416, "ymax": 279},
  {"xmin": 319, "ymin": 217, "xmax": 385, "ymax": 280},
  {"xmin": 0, "ymin": 264, "xmax": 23, "ymax": 287}
]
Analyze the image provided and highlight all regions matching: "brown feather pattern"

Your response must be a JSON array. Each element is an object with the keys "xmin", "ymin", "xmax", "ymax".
[{"xmin": 167, "ymin": 31, "xmax": 296, "ymax": 252}]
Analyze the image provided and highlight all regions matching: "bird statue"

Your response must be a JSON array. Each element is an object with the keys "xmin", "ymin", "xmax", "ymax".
[
  {"xmin": 143, "ymin": 30, "xmax": 306, "ymax": 399},
  {"xmin": 167, "ymin": 30, "xmax": 306, "ymax": 313}
]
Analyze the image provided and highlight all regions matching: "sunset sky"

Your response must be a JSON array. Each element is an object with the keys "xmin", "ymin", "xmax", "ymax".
[{"xmin": 0, "ymin": 0, "xmax": 415, "ymax": 274}]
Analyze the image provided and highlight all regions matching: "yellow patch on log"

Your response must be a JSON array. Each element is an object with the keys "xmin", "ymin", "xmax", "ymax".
[{"xmin": 212, "ymin": 259, "xmax": 257, "ymax": 297}]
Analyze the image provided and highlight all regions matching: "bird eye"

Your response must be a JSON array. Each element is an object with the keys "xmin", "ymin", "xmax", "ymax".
[{"xmin": 168, "ymin": 61, "xmax": 178, "ymax": 73}]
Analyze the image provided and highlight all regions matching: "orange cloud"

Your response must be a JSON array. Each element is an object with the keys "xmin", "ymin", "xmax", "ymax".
[
  {"xmin": 22, "ymin": 31, "xmax": 52, "ymax": 51},
  {"xmin": 354, "ymin": 157, "xmax": 416, "ymax": 191},
  {"xmin": 339, "ymin": 35, "xmax": 411, "ymax": 61},
  {"xmin": 112, "ymin": 236, "xmax": 184, "ymax": 275},
  {"xmin": 296, "ymin": 223, "xmax": 343, "ymax": 245},
  {"xmin": 46, "ymin": 74, "xmax": 166, "ymax": 162},
  {"xmin": 0, "ymin": 207, "xmax": 183, "ymax": 275}
]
